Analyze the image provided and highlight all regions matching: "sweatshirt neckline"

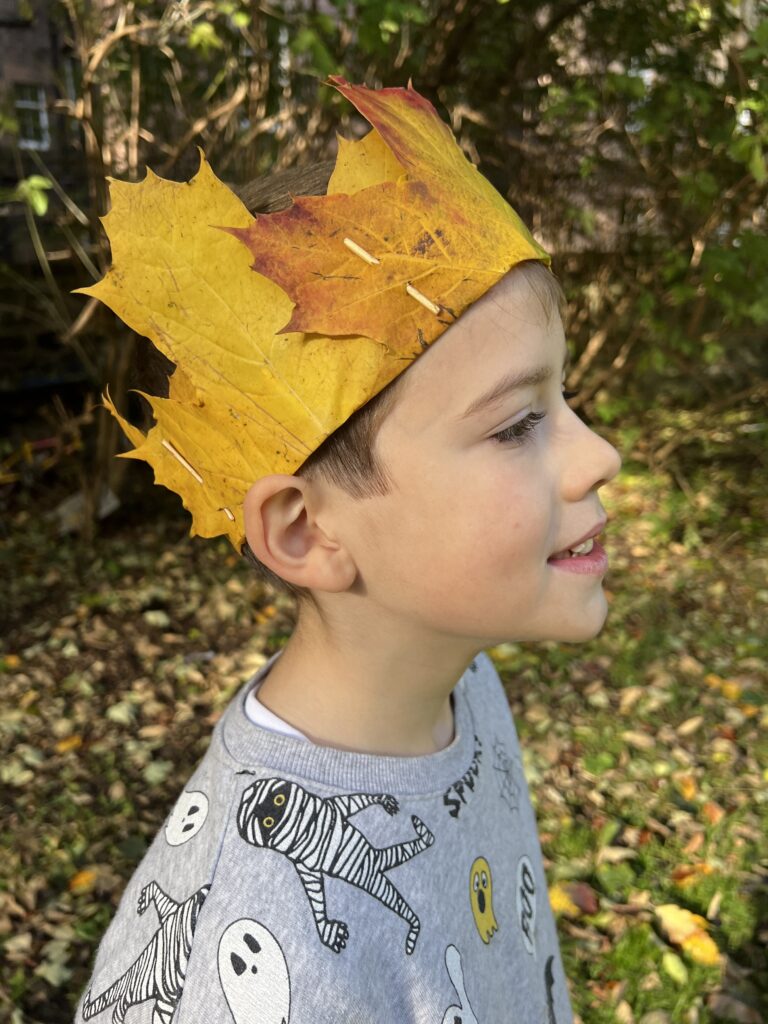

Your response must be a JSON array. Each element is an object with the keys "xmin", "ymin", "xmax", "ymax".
[{"xmin": 219, "ymin": 649, "xmax": 478, "ymax": 796}]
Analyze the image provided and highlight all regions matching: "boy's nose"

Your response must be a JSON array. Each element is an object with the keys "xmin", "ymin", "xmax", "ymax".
[
  {"xmin": 562, "ymin": 417, "xmax": 622, "ymax": 501},
  {"xmin": 599, "ymin": 435, "xmax": 622, "ymax": 489}
]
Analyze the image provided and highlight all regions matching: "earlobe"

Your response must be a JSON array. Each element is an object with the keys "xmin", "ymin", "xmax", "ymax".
[{"xmin": 242, "ymin": 475, "xmax": 357, "ymax": 593}]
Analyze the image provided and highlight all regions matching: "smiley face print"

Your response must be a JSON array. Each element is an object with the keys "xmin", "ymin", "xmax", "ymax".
[
  {"xmin": 165, "ymin": 790, "xmax": 209, "ymax": 846},
  {"xmin": 469, "ymin": 856, "xmax": 498, "ymax": 944}
]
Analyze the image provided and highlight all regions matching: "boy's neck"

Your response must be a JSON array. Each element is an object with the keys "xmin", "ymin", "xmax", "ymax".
[{"xmin": 254, "ymin": 616, "xmax": 480, "ymax": 757}]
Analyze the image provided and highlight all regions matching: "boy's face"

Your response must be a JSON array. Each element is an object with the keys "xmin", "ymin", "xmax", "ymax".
[{"xmin": 331, "ymin": 268, "xmax": 622, "ymax": 647}]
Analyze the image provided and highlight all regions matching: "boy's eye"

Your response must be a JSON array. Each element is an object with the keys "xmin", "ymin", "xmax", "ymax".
[
  {"xmin": 491, "ymin": 411, "xmax": 546, "ymax": 446},
  {"xmin": 490, "ymin": 384, "xmax": 578, "ymax": 446}
]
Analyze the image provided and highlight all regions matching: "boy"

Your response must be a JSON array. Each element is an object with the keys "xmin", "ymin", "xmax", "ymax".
[{"xmin": 75, "ymin": 77, "xmax": 620, "ymax": 1023}]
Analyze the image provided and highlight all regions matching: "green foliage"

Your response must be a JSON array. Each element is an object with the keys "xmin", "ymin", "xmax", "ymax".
[
  {"xmin": 354, "ymin": 0, "xmax": 428, "ymax": 53},
  {"xmin": 523, "ymin": 0, "xmax": 767, "ymax": 416},
  {"xmin": 290, "ymin": 26, "xmax": 338, "ymax": 77},
  {"xmin": 187, "ymin": 21, "xmax": 224, "ymax": 53},
  {"xmin": 1, "ymin": 175, "xmax": 53, "ymax": 216}
]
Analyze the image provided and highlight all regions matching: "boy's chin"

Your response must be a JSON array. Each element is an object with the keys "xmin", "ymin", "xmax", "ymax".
[
  {"xmin": 491, "ymin": 613, "xmax": 610, "ymax": 647},
  {"xmin": 558, "ymin": 600, "xmax": 610, "ymax": 643},
  {"xmin": 536, "ymin": 595, "xmax": 611, "ymax": 645},
  {"xmin": 562, "ymin": 621, "xmax": 608, "ymax": 643}
]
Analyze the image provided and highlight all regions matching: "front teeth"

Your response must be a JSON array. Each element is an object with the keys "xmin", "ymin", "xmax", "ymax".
[{"xmin": 569, "ymin": 538, "xmax": 595, "ymax": 556}]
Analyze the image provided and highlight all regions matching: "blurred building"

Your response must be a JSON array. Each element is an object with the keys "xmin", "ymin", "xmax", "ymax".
[
  {"xmin": 1, "ymin": 0, "xmax": 81, "ymax": 258},
  {"xmin": 0, "ymin": 0, "xmax": 88, "ymax": 390}
]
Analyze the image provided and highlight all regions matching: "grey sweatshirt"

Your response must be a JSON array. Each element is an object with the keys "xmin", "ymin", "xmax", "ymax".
[{"xmin": 74, "ymin": 650, "xmax": 573, "ymax": 1024}]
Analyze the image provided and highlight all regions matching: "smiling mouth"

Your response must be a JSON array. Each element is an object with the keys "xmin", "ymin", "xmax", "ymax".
[
  {"xmin": 548, "ymin": 536, "xmax": 597, "ymax": 560},
  {"xmin": 547, "ymin": 535, "xmax": 609, "ymax": 574},
  {"xmin": 549, "ymin": 518, "xmax": 607, "ymax": 561}
]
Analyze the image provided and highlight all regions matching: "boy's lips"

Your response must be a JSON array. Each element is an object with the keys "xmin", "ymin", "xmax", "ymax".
[
  {"xmin": 547, "ymin": 539, "xmax": 608, "ymax": 574},
  {"xmin": 547, "ymin": 518, "xmax": 608, "ymax": 562}
]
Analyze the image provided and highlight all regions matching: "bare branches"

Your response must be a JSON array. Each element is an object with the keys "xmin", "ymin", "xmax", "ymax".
[
  {"xmin": 82, "ymin": 19, "xmax": 162, "ymax": 87},
  {"xmin": 568, "ymin": 294, "xmax": 634, "ymax": 391},
  {"xmin": 158, "ymin": 81, "xmax": 249, "ymax": 174}
]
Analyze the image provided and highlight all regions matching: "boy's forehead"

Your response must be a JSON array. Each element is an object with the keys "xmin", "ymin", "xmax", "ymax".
[{"xmin": 394, "ymin": 273, "xmax": 562, "ymax": 420}]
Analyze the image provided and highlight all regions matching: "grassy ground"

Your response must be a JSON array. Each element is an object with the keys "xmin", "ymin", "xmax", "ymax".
[{"xmin": 1, "ymin": 423, "xmax": 766, "ymax": 1023}]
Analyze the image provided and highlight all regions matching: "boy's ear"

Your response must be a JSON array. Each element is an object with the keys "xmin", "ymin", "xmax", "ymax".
[{"xmin": 242, "ymin": 475, "xmax": 357, "ymax": 593}]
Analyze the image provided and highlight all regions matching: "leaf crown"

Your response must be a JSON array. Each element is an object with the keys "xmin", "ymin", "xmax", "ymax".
[{"xmin": 80, "ymin": 76, "xmax": 551, "ymax": 551}]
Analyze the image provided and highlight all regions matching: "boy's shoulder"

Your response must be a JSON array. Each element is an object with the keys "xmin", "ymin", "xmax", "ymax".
[{"xmin": 72, "ymin": 687, "xmax": 244, "ymax": 1024}]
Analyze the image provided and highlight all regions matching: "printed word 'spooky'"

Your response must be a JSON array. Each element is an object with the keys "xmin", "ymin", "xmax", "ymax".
[{"xmin": 443, "ymin": 735, "xmax": 483, "ymax": 819}]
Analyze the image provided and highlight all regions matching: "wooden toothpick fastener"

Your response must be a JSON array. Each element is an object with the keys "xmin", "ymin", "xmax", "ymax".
[
  {"xmin": 343, "ymin": 236, "xmax": 442, "ymax": 318},
  {"xmin": 405, "ymin": 282, "xmax": 441, "ymax": 317},
  {"xmin": 161, "ymin": 439, "xmax": 203, "ymax": 484},
  {"xmin": 343, "ymin": 237, "xmax": 380, "ymax": 265},
  {"xmin": 162, "ymin": 439, "xmax": 234, "ymax": 522}
]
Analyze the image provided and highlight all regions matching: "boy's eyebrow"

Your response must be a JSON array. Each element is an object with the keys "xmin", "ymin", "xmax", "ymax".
[{"xmin": 457, "ymin": 349, "xmax": 571, "ymax": 421}]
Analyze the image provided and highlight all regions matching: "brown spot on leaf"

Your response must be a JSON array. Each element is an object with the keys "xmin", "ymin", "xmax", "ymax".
[{"xmin": 411, "ymin": 231, "xmax": 436, "ymax": 256}]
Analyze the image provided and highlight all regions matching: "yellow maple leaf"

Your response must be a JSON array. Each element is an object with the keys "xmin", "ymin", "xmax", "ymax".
[
  {"xmin": 655, "ymin": 902, "xmax": 722, "ymax": 966},
  {"xmin": 69, "ymin": 868, "xmax": 99, "ymax": 894},
  {"xmin": 549, "ymin": 882, "xmax": 580, "ymax": 917},
  {"xmin": 79, "ymin": 156, "xmax": 403, "ymax": 549},
  {"xmin": 328, "ymin": 126, "xmax": 405, "ymax": 194},
  {"xmin": 232, "ymin": 77, "xmax": 550, "ymax": 355},
  {"xmin": 655, "ymin": 903, "xmax": 709, "ymax": 943},
  {"xmin": 55, "ymin": 735, "xmax": 83, "ymax": 754},
  {"xmin": 680, "ymin": 929, "xmax": 722, "ymax": 966}
]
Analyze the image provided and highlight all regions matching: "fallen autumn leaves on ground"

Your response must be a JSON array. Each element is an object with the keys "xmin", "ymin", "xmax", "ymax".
[{"xmin": 1, "ymin": 432, "xmax": 766, "ymax": 1023}]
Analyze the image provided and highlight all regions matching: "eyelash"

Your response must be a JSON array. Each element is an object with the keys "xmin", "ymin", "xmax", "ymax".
[
  {"xmin": 490, "ymin": 387, "xmax": 580, "ymax": 446},
  {"xmin": 491, "ymin": 412, "xmax": 546, "ymax": 445}
]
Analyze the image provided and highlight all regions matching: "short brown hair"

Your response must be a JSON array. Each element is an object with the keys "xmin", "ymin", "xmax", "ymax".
[{"xmin": 240, "ymin": 368, "xmax": 408, "ymax": 605}]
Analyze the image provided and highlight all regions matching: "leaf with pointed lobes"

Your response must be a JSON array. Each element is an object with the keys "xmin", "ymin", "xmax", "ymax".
[
  {"xmin": 230, "ymin": 78, "xmax": 549, "ymax": 357},
  {"xmin": 78, "ymin": 154, "xmax": 402, "ymax": 550}
]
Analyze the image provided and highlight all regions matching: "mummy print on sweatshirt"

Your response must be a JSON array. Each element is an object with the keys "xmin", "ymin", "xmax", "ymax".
[
  {"xmin": 81, "ymin": 880, "xmax": 209, "ymax": 1023},
  {"xmin": 235, "ymin": 774, "xmax": 435, "ymax": 954}
]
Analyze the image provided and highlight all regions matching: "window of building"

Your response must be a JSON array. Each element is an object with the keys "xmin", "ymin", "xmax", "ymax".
[{"xmin": 14, "ymin": 84, "xmax": 50, "ymax": 150}]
